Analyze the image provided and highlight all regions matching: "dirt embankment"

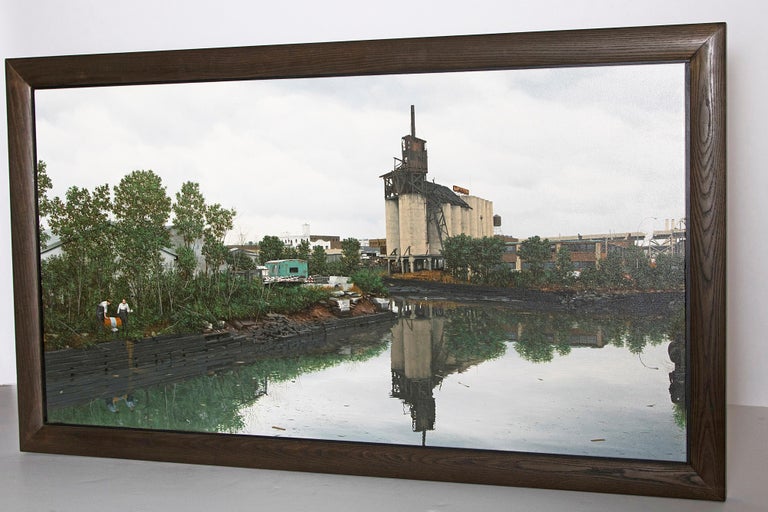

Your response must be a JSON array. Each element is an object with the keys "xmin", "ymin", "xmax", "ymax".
[
  {"xmin": 220, "ymin": 295, "xmax": 390, "ymax": 342},
  {"xmin": 385, "ymin": 278, "xmax": 684, "ymax": 316}
]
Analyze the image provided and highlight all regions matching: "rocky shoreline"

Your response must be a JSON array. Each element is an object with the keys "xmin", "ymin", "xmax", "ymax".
[{"xmin": 210, "ymin": 293, "xmax": 393, "ymax": 342}]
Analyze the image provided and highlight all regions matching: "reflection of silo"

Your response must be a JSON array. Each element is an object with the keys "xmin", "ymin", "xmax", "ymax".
[
  {"xmin": 430, "ymin": 316, "xmax": 445, "ymax": 352},
  {"xmin": 403, "ymin": 318, "xmax": 433, "ymax": 379},
  {"xmin": 390, "ymin": 320, "xmax": 405, "ymax": 372},
  {"xmin": 385, "ymin": 198, "xmax": 400, "ymax": 256},
  {"xmin": 398, "ymin": 194, "xmax": 428, "ymax": 255},
  {"xmin": 389, "ymin": 305, "xmax": 441, "ymax": 438}
]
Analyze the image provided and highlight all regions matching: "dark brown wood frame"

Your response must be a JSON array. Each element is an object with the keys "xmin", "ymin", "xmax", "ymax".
[{"xmin": 6, "ymin": 23, "xmax": 726, "ymax": 500}]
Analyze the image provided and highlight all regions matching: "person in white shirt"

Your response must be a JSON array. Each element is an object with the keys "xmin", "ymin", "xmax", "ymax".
[
  {"xmin": 97, "ymin": 299, "xmax": 111, "ymax": 329},
  {"xmin": 116, "ymin": 298, "xmax": 132, "ymax": 331}
]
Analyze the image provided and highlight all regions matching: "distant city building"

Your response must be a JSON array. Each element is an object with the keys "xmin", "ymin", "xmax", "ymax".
[
  {"xmin": 503, "ymin": 227, "xmax": 686, "ymax": 271},
  {"xmin": 281, "ymin": 223, "xmax": 311, "ymax": 248},
  {"xmin": 278, "ymin": 224, "xmax": 344, "ymax": 251},
  {"xmin": 310, "ymin": 235, "xmax": 342, "ymax": 250}
]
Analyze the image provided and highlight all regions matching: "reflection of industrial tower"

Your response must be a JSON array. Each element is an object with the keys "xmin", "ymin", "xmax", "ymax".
[
  {"xmin": 381, "ymin": 106, "xmax": 496, "ymax": 273},
  {"xmin": 389, "ymin": 300, "xmax": 482, "ymax": 446},
  {"xmin": 390, "ymin": 301, "xmax": 445, "ymax": 445}
]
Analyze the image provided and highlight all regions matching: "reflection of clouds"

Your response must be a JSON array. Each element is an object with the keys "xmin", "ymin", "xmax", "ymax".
[
  {"xmin": 433, "ymin": 342, "xmax": 685, "ymax": 459},
  {"xmin": 36, "ymin": 63, "xmax": 685, "ymax": 242}
]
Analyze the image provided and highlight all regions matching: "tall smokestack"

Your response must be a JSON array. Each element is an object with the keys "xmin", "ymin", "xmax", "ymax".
[{"xmin": 410, "ymin": 105, "xmax": 416, "ymax": 137}]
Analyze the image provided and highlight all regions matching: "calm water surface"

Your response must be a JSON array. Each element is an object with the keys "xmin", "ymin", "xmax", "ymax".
[{"xmin": 48, "ymin": 299, "xmax": 686, "ymax": 461}]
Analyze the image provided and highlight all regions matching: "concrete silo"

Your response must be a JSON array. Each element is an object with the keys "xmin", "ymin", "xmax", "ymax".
[{"xmin": 380, "ymin": 106, "xmax": 496, "ymax": 273}]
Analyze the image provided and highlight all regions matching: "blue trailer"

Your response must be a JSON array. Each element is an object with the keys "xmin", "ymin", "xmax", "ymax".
[{"xmin": 263, "ymin": 259, "xmax": 308, "ymax": 284}]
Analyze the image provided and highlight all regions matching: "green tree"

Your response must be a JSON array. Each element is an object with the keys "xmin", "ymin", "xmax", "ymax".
[
  {"xmin": 653, "ymin": 252, "xmax": 685, "ymax": 290},
  {"xmin": 551, "ymin": 246, "xmax": 575, "ymax": 287},
  {"xmin": 340, "ymin": 237, "xmax": 361, "ymax": 274},
  {"xmin": 442, "ymin": 234, "xmax": 473, "ymax": 281},
  {"xmin": 350, "ymin": 268, "xmax": 387, "ymax": 295},
  {"xmin": 172, "ymin": 181, "xmax": 206, "ymax": 249},
  {"xmin": 308, "ymin": 245, "xmax": 328, "ymax": 275},
  {"xmin": 518, "ymin": 236, "xmax": 551, "ymax": 285},
  {"xmin": 201, "ymin": 203, "xmax": 236, "ymax": 273},
  {"xmin": 47, "ymin": 183, "xmax": 115, "ymax": 322},
  {"xmin": 598, "ymin": 250, "xmax": 627, "ymax": 289},
  {"xmin": 113, "ymin": 170, "xmax": 172, "ymax": 309},
  {"xmin": 296, "ymin": 239, "xmax": 311, "ymax": 261},
  {"xmin": 259, "ymin": 235, "xmax": 284, "ymax": 264},
  {"xmin": 484, "ymin": 264, "xmax": 514, "ymax": 287},
  {"xmin": 175, "ymin": 245, "xmax": 198, "ymax": 280},
  {"xmin": 623, "ymin": 244, "xmax": 654, "ymax": 289},
  {"xmin": 37, "ymin": 160, "xmax": 53, "ymax": 248},
  {"xmin": 469, "ymin": 236, "xmax": 505, "ymax": 284}
]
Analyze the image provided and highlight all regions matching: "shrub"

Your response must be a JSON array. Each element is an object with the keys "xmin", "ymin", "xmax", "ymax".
[{"xmin": 350, "ymin": 268, "xmax": 388, "ymax": 295}]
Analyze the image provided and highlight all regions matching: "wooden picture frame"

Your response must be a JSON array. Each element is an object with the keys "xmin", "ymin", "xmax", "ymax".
[{"xmin": 6, "ymin": 23, "xmax": 726, "ymax": 500}]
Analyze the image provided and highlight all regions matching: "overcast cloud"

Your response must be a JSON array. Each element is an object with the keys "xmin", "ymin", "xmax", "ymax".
[{"xmin": 34, "ymin": 63, "xmax": 685, "ymax": 244}]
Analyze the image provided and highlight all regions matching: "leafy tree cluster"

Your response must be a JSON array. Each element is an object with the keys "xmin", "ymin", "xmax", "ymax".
[
  {"xmin": 340, "ymin": 237, "xmax": 361, "ymax": 275},
  {"xmin": 517, "ymin": 235, "xmax": 553, "ymax": 285},
  {"xmin": 514, "ymin": 235, "xmax": 684, "ymax": 291},
  {"xmin": 441, "ymin": 234, "xmax": 510, "ymax": 286},
  {"xmin": 443, "ymin": 306, "xmax": 509, "ymax": 362},
  {"xmin": 509, "ymin": 306, "xmax": 683, "ymax": 364},
  {"xmin": 440, "ymin": 304, "xmax": 682, "ymax": 365},
  {"xmin": 441, "ymin": 233, "xmax": 684, "ymax": 292},
  {"xmin": 350, "ymin": 268, "xmax": 388, "ymax": 296},
  {"xmin": 37, "ymin": 161, "xmax": 331, "ymax": 349}
]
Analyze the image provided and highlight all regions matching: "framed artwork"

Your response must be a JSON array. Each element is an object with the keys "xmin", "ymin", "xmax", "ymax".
[{"xmin": 6, "ymin": 22, "xmax": 725, "ymax": 500}]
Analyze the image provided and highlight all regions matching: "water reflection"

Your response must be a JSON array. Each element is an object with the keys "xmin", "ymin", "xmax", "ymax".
[
  {"xmin": 390, "ymin": 300, "xmax": 507, "ymax": 445},
  {"xmin": 385, "ymin": 298, "xmax": 685, "ymax": 451},
  {"xmin": 46, "ymin": 322, "xmax": 392, "ymax": 432},
  {"xmin": 47, "ymin": 299, "xmax": 686, "ymax": 460}
]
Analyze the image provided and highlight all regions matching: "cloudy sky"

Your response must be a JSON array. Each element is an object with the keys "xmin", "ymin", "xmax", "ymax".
[{"xmin": 34, "ymin": 63, "xmax": 685, "ymax": 244}]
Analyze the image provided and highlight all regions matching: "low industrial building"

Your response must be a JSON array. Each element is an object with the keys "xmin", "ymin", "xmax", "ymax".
[{"xmin": 503, "ymin": 228, "xmax": 686, "ymax": 271}]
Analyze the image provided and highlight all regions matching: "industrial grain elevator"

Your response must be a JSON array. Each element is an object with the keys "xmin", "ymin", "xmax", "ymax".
[{"xmin": 380, "ymin": 106, "xmax": 494, "ymax": 273}]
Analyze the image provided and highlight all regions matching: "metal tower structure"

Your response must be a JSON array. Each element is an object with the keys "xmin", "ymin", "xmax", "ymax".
[{"xmin": 380, "ymin": 106, "xmax": 469, "ymax": 253}]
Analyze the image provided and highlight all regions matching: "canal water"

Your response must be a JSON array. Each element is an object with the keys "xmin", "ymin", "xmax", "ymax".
[{"xmin": 47, "ymin": 298, "xmax": 686, "ymax": 462}]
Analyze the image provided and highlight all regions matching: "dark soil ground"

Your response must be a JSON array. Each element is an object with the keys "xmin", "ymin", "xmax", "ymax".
[
  {"xmin": 222, "ymin": 295, "xmax": 387, "ymax": 342},
  {"xmin": 384, "ymin": 277, "xmax": 684, "ymax": 316},
  {"xmin": 244, "ymin": 280, "xmax": 685, "ymax": 340}
]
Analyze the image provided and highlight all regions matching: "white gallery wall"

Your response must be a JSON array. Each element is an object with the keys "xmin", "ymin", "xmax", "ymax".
[{"xmin": 1, "ymin": 0, "xmax": 765, "ymax": 409}]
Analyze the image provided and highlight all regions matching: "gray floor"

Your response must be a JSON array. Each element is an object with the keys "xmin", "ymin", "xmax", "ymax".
[{"xmin": 1, "ymin": 385, "xmax": 765, "ymax": 512}]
